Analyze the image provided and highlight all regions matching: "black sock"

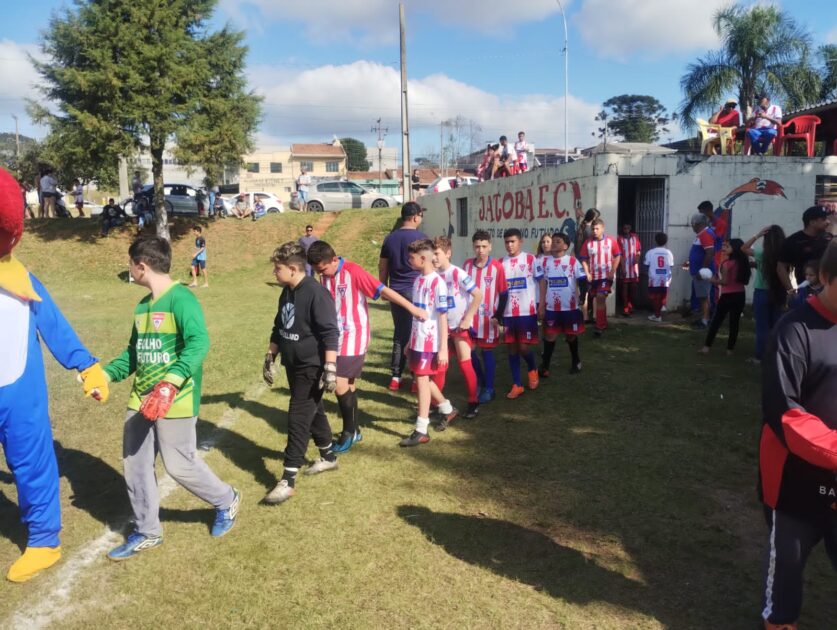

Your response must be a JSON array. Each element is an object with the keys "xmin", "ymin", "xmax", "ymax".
[
  {"xmin": 318, "ymin": 442, "xmax": 336, "ymax": 463},
  {"xmin": 542, "ymin": 340, "xmax": 556, "ymax": 369},
  {"xmin": 336, "ymin": 390, "xmax": 357, "ymax": 435},
  {"xmin": 566, "ymin": 336, "xmax": 580, "ymax": 366},
  {"xmin": 352, "ymin": 390, "xmax": 359, "ymax": 431},
  {"xmin": 282, "ymin": 467, "xmax": 299, "ymax": 488}
]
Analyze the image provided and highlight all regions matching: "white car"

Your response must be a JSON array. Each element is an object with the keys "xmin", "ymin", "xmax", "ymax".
[
  {"xmin": 306, "ymin": 181, "xmax": 397, "ymax": 212},
  {"xmin": 238, "ymin": 191, "xmax": 284, "ymax": 213},
  {"xmin": 427, "ymin": 175, "xmax": 479, "ymax": 194}
]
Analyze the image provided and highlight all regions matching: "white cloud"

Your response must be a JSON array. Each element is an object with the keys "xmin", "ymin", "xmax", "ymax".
[
  {"xmin": 249, "ymin": 60, "xmax": 601, "ymax": 154},
  {"xmin": 0, "ymin": 39, "xmax": 45, "ymax": 127},
  {"xmin": 574, "ymin": 0, "xmax": 725, "ymax": 60},
  {"xmin": 825, "ymin": 25, "xmax": 837, "ymax": 44}
]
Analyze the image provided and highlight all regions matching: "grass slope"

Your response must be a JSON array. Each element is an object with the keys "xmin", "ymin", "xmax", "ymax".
[{"xmin": 0, "ymin": 211, "xmax": 831, "ymax": 628}]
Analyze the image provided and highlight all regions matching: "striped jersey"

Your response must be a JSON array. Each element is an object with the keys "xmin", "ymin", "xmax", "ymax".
[
  {"xmin": 644, "ymin": 247, "xmax": 675, "ymax": 288},
  {"xmin": 409, "ymin": 271, "xmax": 448, "ymax": 353},
  {"xmin": 463, "ymin": 257, "xmax": 507, "ymax": 342},
  {"xmin": 438, "ymin": 264, "xmax": 477, "ymax": 330},
  {"xmin": 320, "ymin": 258, "xmax": 384, "ymax": 356},
  {"xmin": 543, "ymin": 255, "xmax": 586, "ymax": 312},
  {"xmin": 579, "ymin": 235, "xmax": 621, "ymax": 281},
  {"xmin": 618, "ymin": 234, "xmax": 641, "ymax": 280},
  {"xmin": 501, "ymin": 253, "xmax": 543, "ymax": 318}
]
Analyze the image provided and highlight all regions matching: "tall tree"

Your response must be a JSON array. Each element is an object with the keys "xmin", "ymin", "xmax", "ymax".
[
  {"xmin": 679, "ymin": 4, "xmax": 820, "ymax": 127},
  {"xmin": 599, "ymin": 95, "xmax": 673, "ymax": 143},
  {"xmin": 32, "ymin": 0, "xmax": 261, "ymax": 240},
  {"xmin": 821, "ymin": 44, "xmax": 837, "ymax": 100},
  {"xmin": 340, "ymin": 137, "xmax": 369, "ymax": 172}
]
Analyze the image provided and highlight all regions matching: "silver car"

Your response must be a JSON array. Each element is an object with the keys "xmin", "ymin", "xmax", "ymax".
[
  {"xmin": 124, "ymin": 184, "xmax": 203, "ymax": 216},
  {"xmin": 306, "ymin": 181, "xmax": 397, "ymax": 212}
]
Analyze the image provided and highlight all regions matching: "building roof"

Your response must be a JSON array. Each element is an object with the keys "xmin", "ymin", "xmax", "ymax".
[
  {"xmin": 581, "ymin": 142, "xmax": 676, "ymax": 156},
  {"xmin": 290, "ymin": 143, "xmax": 346, "ymax": 158},
  {"xmin": 786, "ymin": 97, "xmax": 837, "ymax": 118},
  {"xmin": 347, "ymin": 170, "xmax": 396, "ymax": 181}
]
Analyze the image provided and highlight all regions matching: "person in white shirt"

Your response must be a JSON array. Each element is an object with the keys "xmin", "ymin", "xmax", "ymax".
[
  {"xmin": 72, "ymin": 179, "xmax": 85, "ymax": 217},
  {"xmin": 747, "ymin": 94, "xmax": 783, "ymax": 155},
  {"xmin": 297, "ymin": 168, "xmax": 311, "ymax": 212},
  {"xmin": 514, "ymin": 131, "xmax": 529, "ymax": 173},
  {"xmin": 39, "ymin": 170, "xmax": 59, "ymax": 219},
  {"xmin": 643, "ymin": 232, "xmax": 675, "ymax": 322}
]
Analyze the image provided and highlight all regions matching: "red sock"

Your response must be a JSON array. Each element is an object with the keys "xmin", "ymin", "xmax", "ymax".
[
  {"xmin": 432, "ymin": 365, "xmax": 447, "ymax": 392},
  {"xmin": 596, "ymin": 303, "xmax": 607, "ymax": 330},
  {"xmin": 459, "ymin": 359, "xmax": 478, "ymax": 403}
]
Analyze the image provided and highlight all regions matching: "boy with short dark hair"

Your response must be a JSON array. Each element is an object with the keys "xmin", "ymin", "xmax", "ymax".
[
  {"xmin": 579, "ymin": 218, "xmax": 622, "ymax": 336},
  {"xmin": 189, "ymin": 225, "xmax": 208, "ymax": 288},
  {"xmin": 262, "ymin": 242, "xmax": 340, "ymax": 504},
  {"xmin": 307, "ymin": 240, "xmax": 428, "ymax": 452},
  {"xmin": 104, "ymin": 237, "xmax": 240, "ymax": 561},
  {"xmin": 501, "ymin": 228, "xmax": 543, "ymax": 399},
  {"xmin": 644, "ymin": 232, "xmax": 674, "ymax": 322},
  {"xmin": 617, "ymin": 223, "xmax": 641, "ymax": 316},
  {"xmin": 399, "ymin": 239, "xmax": 457, "ymax": 447},
  {"xmin": 463, "ymin": 230, "xmax": 507, "ymax": 404}
]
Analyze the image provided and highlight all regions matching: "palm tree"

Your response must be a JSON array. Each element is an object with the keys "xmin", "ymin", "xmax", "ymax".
[
  {"xmin": 679, "ymin": 4, "xmax": 820, "ymax": 127},
  {"xmin": 821, "ymin": 44, "xmax": 837, "ymax": 100}
]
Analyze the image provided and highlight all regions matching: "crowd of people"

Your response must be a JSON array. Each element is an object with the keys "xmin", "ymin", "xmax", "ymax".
[{"xmin": 476, "ymin": 131, "xmax": 531, "ymax": 181}]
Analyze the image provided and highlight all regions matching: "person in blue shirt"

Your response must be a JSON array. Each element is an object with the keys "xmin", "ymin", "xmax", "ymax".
[{"xmin": 189, "ymin": 224, "xmax": 208, "ymax": 288}]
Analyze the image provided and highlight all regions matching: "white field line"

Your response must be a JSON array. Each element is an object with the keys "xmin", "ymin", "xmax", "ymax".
[{"xmin": 9, "ymin": 383, "xmax": 268, "ymax": 630}]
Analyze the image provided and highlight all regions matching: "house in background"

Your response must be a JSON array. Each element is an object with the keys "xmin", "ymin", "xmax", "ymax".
[{"xmin": 347, "ymin": 169, "xmax": 401, "ymax": 197}]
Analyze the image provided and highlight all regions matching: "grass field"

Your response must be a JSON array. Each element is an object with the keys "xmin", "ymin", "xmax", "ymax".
[{"xmin": 0, "ymin": 210, "xmax": 831, "ymax": 629}]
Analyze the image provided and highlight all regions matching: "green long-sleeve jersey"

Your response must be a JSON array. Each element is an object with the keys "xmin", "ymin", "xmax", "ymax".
[{"xmin": 104, "ymin": 283, "xmax": 209, "ymax": 418}]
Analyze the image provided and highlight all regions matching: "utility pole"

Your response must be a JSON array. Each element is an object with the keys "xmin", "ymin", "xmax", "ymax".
[
  {"xmin": 440, "ymin": 120, "xmax": 444, "ymax": 174},
  {"xmin": 556, "ymin": 0, "xmax": 569, "ymax": 164},
  {"xmin": 11, "ymin": 114, "xmax": 19, "ymax": 159},
  {"xmin": 399, "ymin": 3, "xmax": 411, "ymax": 202},
  {"xmin": 372, "ymin": 117, "xmax": 388, "ymax": 194}
]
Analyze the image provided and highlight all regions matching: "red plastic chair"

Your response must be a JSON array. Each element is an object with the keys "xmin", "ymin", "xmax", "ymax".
[
  {"xmin": 741, "ymin": 126, "xmax": 779, "ymax": 155},
  {"xmin": 775, "ymin": 115, "xmax": 821, "ymax": 157}
]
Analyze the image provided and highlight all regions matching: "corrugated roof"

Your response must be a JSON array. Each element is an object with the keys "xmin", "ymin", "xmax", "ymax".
[
  {"xmin": 786, "ymin": 97, "xmax": 837, "ymax": 117},
  {"xmin": 291, "ymin": 143, "xmax": 346, "ymax": 157}
]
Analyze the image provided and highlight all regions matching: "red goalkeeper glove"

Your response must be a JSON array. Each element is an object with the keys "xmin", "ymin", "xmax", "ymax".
[{"xmin": 139, "ymin": 381, "xmax": 179, "ymax": 421}]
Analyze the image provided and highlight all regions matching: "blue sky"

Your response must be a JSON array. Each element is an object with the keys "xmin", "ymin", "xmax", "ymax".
[{"xmin": 1, "ymin": 0, "xmax": 835, "ymax": 158}]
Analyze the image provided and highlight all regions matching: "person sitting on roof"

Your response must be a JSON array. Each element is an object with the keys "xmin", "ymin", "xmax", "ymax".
[
  {"xmin": 704, "ymin": 99, "xmax": 742, "ymax": 154},
  {"xmin": 747, "ymin": 94, "xmax": 782, "ymax": 156}
]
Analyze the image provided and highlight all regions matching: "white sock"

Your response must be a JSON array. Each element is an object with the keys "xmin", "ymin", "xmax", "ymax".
[
  {"xmin": 416, "ymin": 416, "xmax": 430, "ymax": 434},
  {"xmin": 437, "ymin": 400, "xmax": 453, "ymax": 415}
]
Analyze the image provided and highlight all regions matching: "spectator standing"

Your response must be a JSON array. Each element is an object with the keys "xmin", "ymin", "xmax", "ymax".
[
  {"xmin": 617, "ymin": 224, "xmax": 641, "ymax": 317},
  {"xmin": 742, "ymin": 225, "xmax": 787, "ymax": 363},
  {"xmin": 297, "ymin": 168, "xmax": 311, "ymax": 212},
  {"xmin": 208, "ymin": 183, "xmax": 219, "ymax": 217},
  {"xmin": 684, "ymin": 213, "xmax": 716, "ymax": 329},
  {"xmin": 747, "ymin": 94, "xmax": 782, "ymax": 155},
  {"xmin": 477, "ymin": 144, "xmax": 496, "ymax": 182},
  {"xmin": 40, "ymin": 170, "xmax": 58, "ymax": 219},
  {"xmin": 72, "ymin": 180, "xmax": 85, "ymax": 217},
  {"xmin": 789, "ymin": 259, "xmax": 823, "ymax": 310},
  {"xmin": 189, "ymin": 225, "xmax": 208, "ymax": 288},
  {"xmin": 378, "ymin": 201, "xmax": 428, "ymax": 391},
  {"xmin": 514, "ymin": 131, "xmax": 529, "ymax": 173},
  {"xmin": 699, "ymin": 238, "xmax": 751, "ymax": 354},
  {"xmin": 778, "ymin": 206, "xmax": 832, "ymax": 294},
  {"xmin": 131, "ymin": 171, "xmax": 143, "ymax": 198},
  {"xmin": 298, "ymin": 224, "xmax": 319, "ymax": 276},
  {"xmin": 411, "ymin": 169, "xmax": 421, "ymax": 197},
  {"xmin": 100, "ymin": 198, "xmax": 127, "ymax": 236}
]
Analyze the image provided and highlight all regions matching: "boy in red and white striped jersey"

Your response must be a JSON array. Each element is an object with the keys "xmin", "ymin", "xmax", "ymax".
[
  {"xmin": 400, "ymin": 239, "xmax": 457, "ymax": 447},
  {"xmin": 463, "ymin": 230, "xmax": 507, "ymax": 404},
  {"xmin": 617, "ymin": 224, "xmax": 641, "ymax": 316},
  {"xmin": 307, "ymin": 241, "xmax": 428, "ymax": 453},
  {"xmin": 432, "ymin": 236, "xmax": 483, "ymax": 421},
  {"xmin": 579, "ymin": 219, "xmax": 622, "ymax": 336}
]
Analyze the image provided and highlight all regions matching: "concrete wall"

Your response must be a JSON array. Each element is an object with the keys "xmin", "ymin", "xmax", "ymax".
[{"xmin": 419, "ymin": 153, "xmax": 837, "ymax": 311}]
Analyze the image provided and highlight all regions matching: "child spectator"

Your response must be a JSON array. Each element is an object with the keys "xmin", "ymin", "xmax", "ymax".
[
  {"xmin": 643, "ymin": 232, "xmax": 674, "ymax": 322},
  {"xmin": 463, "ymin": 230, "xmax": 507, "ymax": 404},
  {"xmin": 617, "ymin": 224, "xmax": 641, "ymax": 316},
  {"xmin": 789, "ymin": 259, "xmax": 823, "ymax": 309},
  {"xmin": 188, "ymin": 225, "xmax": 208, "ymax": 288},
  {"xmin": 251, "ymin": 196, "xmax": 266, "ymax": 221},
  {"xmin": 432, "ymin": 236, "xmax": 483, "ymax": 421},
  {"xmin": 699, "ymin": 238, "xmax": 751, "ymax": 355},
  {"xmin": 538, "ymin": 232, "xmax": 586, "ymax": 375},
  {"xmin": 307, "ymin": 240, "xmax": 428, "ymax": 452},
  {"xmin": 104, "ymin": 237, "xmax": 240, "ymax": 560},
  {"xmin": 399, "ymin": 239, "xmax": 457, "ymax": 447},
  {"xmin": 262, "ymin": 242, "xmax": 340, "ymax": 504},
  {"xmin": 579, "ymin": 218, "xmax": 622, "ymax": 336},
  {"xmin": 501, "ymin": 228, "xmax": 543, "ymax": 398},
  {"xmin": 100, "ymin": 198, "xmax": 127, "ymax": 236},
  {"xmin": 514, "ymin": 131, "xmax": 529, "ymax": 173},
  {"xmin": 72, "ymin": 179, "xmax": 85, "ymax": 217}
]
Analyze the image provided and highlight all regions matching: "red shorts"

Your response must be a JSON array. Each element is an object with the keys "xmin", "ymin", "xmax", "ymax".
[
  {"xmin": 449, "ymin": 328, "xmax": 473, "ymax": 343},
  {"xmin": 543, "ymin": 310, "xmax": 585, "ymax": 336},
  {"xmin": 474, "ymin": 337, "xmax": 500, "ymax": 349},
  {"xmin": 503, "ymin": 315, "xmax": 539, "ymax": 345},
  {"xmin": 620, "ymin": 276, "xmax": 639, "ymax": 284},
  {"xmin": 589, "ymin": 278, "xmax": 614, "ymax": 297},
  {"xmin": 408, "ymin": 350, "xmax": 439, "ymax": 376}
]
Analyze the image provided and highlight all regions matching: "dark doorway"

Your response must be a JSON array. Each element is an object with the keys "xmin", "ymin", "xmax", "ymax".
[{"xmin": 617, "ymin": 177, "xmax": 668, "ymax": 310}]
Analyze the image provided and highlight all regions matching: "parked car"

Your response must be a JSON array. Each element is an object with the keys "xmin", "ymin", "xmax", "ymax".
[
  {"xmin": 123, "ymin": 184, "xmax": 204, "ymax": 216},
  {"xmin": 426, "ymin": 175, "xmax": 479, "ymax": 194},
  {"xmin": 237, "ymin": 191, "xmax": 284, "ymax": 213},
  {"xmin": 306, "ymin": 181, "xmax": 397, "ymax": 212}
]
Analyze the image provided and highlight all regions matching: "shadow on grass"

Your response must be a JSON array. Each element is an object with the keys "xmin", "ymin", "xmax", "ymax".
[
  {"xmin": 196, "ymin": 419, "xmax": 284, "ymax": 489},
  {"xmin": 202, "ymin": 392, "xmax": 289, "ymax": 437},
  {"xmin": 24, "ymin": 216, "xmax": 209, "ymax": 244}
]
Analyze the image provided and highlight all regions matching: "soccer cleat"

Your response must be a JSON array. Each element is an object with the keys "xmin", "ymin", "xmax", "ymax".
[
  {"xmin": 107, "ymin": 532, "xmax": 163, "ymax": 561},
  {"xmin": 527, "ymin": 370, "xmax": 539, "ymax": 390},
  {"xmin": 399, "ymin": 430, "xmax": 430, "ymax": 447},
  {"xmin": 434, "ymin": 407, "xmax": 459, "ymax": 432},
  {"xmin": 211, "ymin": 488, "xmax": 241, "ymax": 538},
  {"xmin": 352, "ymin": 430, "xmax": 363, "ymax": 445},
  {"xmin": 506, "ymin": 384, "xmax": 525, "ymax": 399},
  {"xmin": 569, "ymin": 362, "xmax": 582, "ymax": 374},
  {"xmin": 6, "ymin": 546, "xmax": 61, "ymax": 582},
  {"xmin": 538, "ymin": 365, "xmax": 550, "ymax": 378},
  {"xmin": 332, "ymin": 433, "xmax": 355, "ymax": 454},
  {"xmin": 263, "ymin": 479, "xmax": 295, "ymax": 505},
  {"xmin": 388, "ymin": 377, "xmax": 401, "ymax": 391},
  {"xmin": 478, "ymin": 388, "xmax": 496, "ymax": 404},
  {"xmin": 305, "ymin": 458, "xmax": 339, "ymax": 475},
  {"xmin": 647, "ymin": 314, "xmax": 662, "ymax": 323},
  {"xmin": 464, "ymin": 403, "xmax": 480, "ymax": 419}
]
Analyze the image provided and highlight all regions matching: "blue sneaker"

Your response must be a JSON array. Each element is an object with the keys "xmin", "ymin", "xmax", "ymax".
[
  {"xmin": 478, "ymin": 388, "xmax": 496, "ymax": 404},
  {"xmin": 352, "ymin": 430, "xmax": 363, "ymax": 445},
  {"xmin": 211, "ymin": 488, "xmax": 241, "ymax": 538},
  {"xmin": 333, "ymin": 431, "xmax": 363, "ymax": 454},
  {"xmin": 107, "ymin": 532, "xmax": 163, "ymax": 561}
]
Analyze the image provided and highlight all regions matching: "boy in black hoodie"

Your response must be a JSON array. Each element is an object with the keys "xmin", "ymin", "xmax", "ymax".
[{"xmin": 262, "ymin": 242, "xmax": 340, "ymax": 505}]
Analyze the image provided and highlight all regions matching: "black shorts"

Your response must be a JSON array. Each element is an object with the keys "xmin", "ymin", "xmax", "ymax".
[{"xmin": 336, "ymin": 354, "xmax": 366, "ymax": 379}]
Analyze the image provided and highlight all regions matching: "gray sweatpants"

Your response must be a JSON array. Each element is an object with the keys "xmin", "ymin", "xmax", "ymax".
[{"xmin": 122, "ymin": 411, "xmax": 235, "ymax": 537}]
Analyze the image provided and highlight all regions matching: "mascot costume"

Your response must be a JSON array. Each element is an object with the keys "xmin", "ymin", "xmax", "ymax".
[{"xmin": 0, "ymin": 166, "xmax": 108, "ymax": 582}]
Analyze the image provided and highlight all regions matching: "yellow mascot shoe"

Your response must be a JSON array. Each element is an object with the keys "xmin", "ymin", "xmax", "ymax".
[{"xmin": 6, "ymin": 546, "xmax": 61, "ymax": 583}]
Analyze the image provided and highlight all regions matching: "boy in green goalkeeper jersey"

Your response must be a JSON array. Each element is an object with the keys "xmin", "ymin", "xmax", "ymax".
[{"xmin": 102, "ymin": 237, "xmax": 240, "ymax": 561}]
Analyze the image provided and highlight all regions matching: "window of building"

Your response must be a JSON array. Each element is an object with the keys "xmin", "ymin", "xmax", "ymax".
[
  {"xmin": 246, "ymin": 162, "xmax": 259, "ymax": 173},
  {"xmin": 326, "ymin": 161, "xmax": 339, "ymax": 173},
  {"xmin": 457, "ymin": 198, "xmax": 468, "ymax": 237},
  {"xmin": 270, "ymin": 162, "xmax": 283, "ymax": 174},
  {"xmin": 299, "ymin": 161, "xmax": 313, "ymax": 172}
]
